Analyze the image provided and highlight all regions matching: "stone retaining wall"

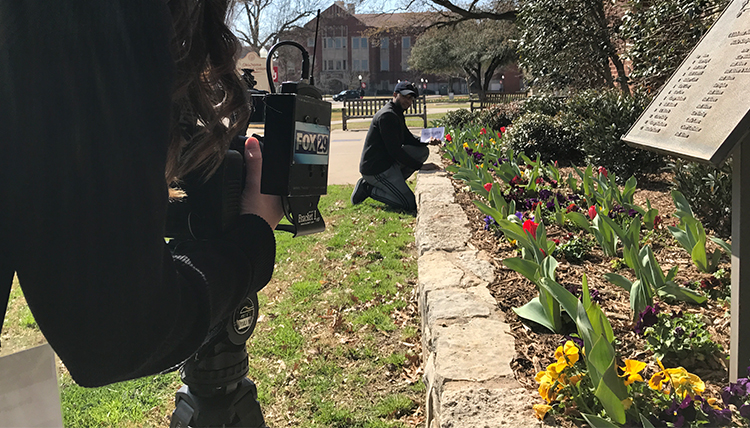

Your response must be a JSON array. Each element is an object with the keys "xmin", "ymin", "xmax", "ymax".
[{"xmin": 414, "ymin": 147, "xmax": 542, "ymax": 427}]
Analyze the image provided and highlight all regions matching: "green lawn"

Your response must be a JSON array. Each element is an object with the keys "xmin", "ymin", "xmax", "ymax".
[{"xmin": 2, "ymin": 184, "xmax": 424, "ymax": 428}]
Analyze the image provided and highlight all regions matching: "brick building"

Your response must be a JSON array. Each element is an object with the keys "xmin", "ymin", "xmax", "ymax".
[{"xmin": 281, "ymin": 1, "xmax": 523, "ymax": 96}]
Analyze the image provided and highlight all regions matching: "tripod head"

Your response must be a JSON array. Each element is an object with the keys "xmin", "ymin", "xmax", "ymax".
[{"xmin": 170, "ymin": 293, "xmax": 267, "ymax": 428}]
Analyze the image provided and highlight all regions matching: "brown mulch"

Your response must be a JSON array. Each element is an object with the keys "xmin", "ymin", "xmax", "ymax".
[{"xmin": 448, "ymin": 169, "xmax": 731, "ymax": 425}]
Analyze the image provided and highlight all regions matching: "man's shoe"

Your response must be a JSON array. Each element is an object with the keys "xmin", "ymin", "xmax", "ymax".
[{"xmin": 351, "ymin": 178, "xmax": 370, "ymax": 205}]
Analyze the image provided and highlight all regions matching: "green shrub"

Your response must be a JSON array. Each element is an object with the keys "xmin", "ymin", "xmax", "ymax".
[
  {"xmin": 433, "ymin": 108, "xmax": 478, "ymax": 130},
  {"xmin": 478, "ymin": 101, "xmax": 524, "ymax": 131},
  {"xmin": 521, "ymin": 94, "xmax": 567, "ymax": 116},
  {"xmin": 562, "ymin": 89, "xmax": 664, "ymax": 181},
  {"xmin": 504, "ymin": 111, "xmax": 584, "ymax": 164},
  {"xmin": 670, "ymin": 158, "xmax": 732, "ymax": 238}
]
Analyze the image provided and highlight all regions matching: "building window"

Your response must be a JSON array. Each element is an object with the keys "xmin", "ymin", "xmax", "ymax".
[
  {"xmin": 328, "ymin": 37, "xmax": 335, "ymax": 49},
  {"xmin": 381, "ymin": 58, "xmax": 389, "ymax": 71},
  {"xmin": 341, "ymin": 37, "xmax": 347, "ymax": 48},
  {"xmin": 336, "ymin": 60, "xmax": 341, "ymax": 70},
  {"xmin": 343, "ymin": 60, "xmax": 347, "ymax": 70},
  {"xmin": 307, "ymin": 37, "xmax": 314, "ymax": 47},
  {"xmin": 353, "ymin": 59, "xmax": 360, "ymax": 70},
  {"xmin": 328, "ymin": 60, "xmax": 333, "ymax": 70},
  {"xmin": 380, "ymin": 37, "xmax": 389, "ymax": 50},
  {"xmin": 362, "ymin": 59, "xmax": 368, "ymax": 70},
  {"xmin": 335, "ymin": 38, "xmax": 341, "ymax": 49},
  {"xmin": 401, "ymin": 36, "xmax": 412, "ymax": 71},
  {"xmin": 352, "ymin": 37, "xmax": 359, "ymax": 49}
]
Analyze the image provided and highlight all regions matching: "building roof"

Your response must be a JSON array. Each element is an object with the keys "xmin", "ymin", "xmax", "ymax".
[{"xmin": 354, "ymin": 11, "xmax": 438, "ymax": 29}]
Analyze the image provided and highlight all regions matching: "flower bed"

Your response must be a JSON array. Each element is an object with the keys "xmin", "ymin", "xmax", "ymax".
[{"xmin": 440, "ymin": 123, "xmax": 745, "ymax": 426}]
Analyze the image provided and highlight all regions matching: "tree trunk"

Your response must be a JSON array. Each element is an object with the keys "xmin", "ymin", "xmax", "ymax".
[{"xmin": 609, "ymin": 52, "xmax": 631, "ymax": 96}]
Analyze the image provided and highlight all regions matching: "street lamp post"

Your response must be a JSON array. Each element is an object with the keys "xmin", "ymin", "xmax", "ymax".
[{"xmin": 358, "ymin": 74, "xmax": 363, "ymax": 97}]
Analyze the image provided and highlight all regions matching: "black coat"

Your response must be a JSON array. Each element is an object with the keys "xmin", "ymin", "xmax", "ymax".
[
  {"xmin": 0, "ymin": 1, "xmax": 276, "ymax": 387},
  {"xmin": 359, "ymin": 101, "xmax": 425, "ymax": 175}
]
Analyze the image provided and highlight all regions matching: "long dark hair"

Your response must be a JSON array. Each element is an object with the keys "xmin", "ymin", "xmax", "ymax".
[{"xmin": 166, "ymin": 0, "xmax": 249, "ymax": 193}]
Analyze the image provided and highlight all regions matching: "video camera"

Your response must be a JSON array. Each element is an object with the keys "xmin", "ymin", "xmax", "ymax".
[
  {"xmin": 167, "ymin": 40, "xmax": 330, "ymax": 428},
  {"xmin": 167, "ymin": 41, "xmax": 330, "ymax": 241}
]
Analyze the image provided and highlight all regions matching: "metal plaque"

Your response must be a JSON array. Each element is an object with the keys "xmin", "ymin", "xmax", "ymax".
[{"xmin": 623, "ymin": 0, "xmax": 750, "ymax": 166}]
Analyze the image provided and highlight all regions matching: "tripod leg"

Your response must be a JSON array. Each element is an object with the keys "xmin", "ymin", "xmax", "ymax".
[
  {"xmin": 170, "ymin": 385, "xmax": 194, "ymax": 428},
  {"xmin": 169, "ymin": 379, "xmax": 267, "ymax": 428}
]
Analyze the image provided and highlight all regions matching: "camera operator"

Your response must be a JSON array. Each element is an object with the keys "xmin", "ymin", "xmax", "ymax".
[{"xmin": 0, "ymin": 0, "xmax": 283, "ymax": 388}]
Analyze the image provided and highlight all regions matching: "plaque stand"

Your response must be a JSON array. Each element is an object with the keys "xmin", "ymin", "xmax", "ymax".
[{"xmin": 731, "ymin": 143, "xmax": 750, "ymax": 381}]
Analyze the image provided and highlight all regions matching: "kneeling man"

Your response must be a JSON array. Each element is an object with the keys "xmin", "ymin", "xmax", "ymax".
[{"xmin": 351, "ymin": 81, "xmax": 439, "ymax": 211}]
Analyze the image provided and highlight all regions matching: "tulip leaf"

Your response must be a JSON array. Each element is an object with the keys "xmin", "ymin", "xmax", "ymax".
[
  {"xmin": 657, "ymin": 281, "xmax": 707, "ymax": 304},
  {"xmin": 691, "ymin": 236, "xmax": 710, "ymax": 273},
  {"xmin": 668, "ymin": 226, "xmax": 693, "ymax": 253},
  {"xmin": 473, "ymin": 201, "xmax": 503, "ymax": 225},
  {"xmin": 582, "ymin": 414, "xmax": 618, "ymax": 428},
  {"xmin": 640, "ymin": 413, "xmax": 656, "ymax": 428},
  {"xmin": 541, "ymin": 256, "xmax": 558, "ymax": 282},
  {"xmin": 567, "ymin": 211, "xmax": 591, "ymax": 232},
  {"xmin": 630, "ymin": 280, "xmax": 652, "ymax": 322},
  {"xmin": 603, "ymin": 273, "xmax": 632, "ymax": 293},
  {"xmin": 710, "ymin": 236, "xmax": 732, "ymax": 255},
  {"xmin": 469, "ymin": 182, "xmax": 489, "ymax": 199},
  {"xmin": 503, "ymin": 257, "xmax": 540, "ymax": 284},
  {"xmin": 512, "ymin": 298, "xmax": 557, "ymax": 333},
  {"xmin": 671, "ymin": 190, "xmax": 694, "ymax": 220}
]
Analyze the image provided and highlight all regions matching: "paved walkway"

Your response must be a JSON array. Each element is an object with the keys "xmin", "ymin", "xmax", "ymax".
[{"xmin": 327, "ymin": 104, "xmax": 464, "ymax": 186}]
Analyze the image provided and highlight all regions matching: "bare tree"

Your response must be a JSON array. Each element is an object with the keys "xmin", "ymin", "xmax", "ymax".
[{"xmin": 234, "ymin": 0, "xmax": 324, "ymax": 52}]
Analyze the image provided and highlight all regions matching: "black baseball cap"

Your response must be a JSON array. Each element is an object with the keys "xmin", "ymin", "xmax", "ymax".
[{"xmin": 394, "ymin": 81, "xmax": 418, "ymax": 97}]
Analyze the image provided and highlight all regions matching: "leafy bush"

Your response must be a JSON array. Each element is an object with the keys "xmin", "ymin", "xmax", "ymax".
[
  {"xmin": 561, "ymin": 89, "xmax": 664, "ymax": 181},
  {"xmin": 521, "ymin": 94, "xmax": 567, "ymax": 116},
  {"xmin": 670, "ymin": 158, "xmax": 732, "ymax": 238},
  {"xmin": 478, "ymin": 101, "xmax": 524, "ymax": 131},
  {"xmin": 433, "ymin": 108, "xmax": 478, "ymax": 130},
  {"xmin": 504, "ymin": 112, "xmax": 584, "ymax": 165}
]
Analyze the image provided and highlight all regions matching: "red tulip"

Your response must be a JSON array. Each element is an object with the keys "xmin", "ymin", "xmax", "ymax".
[
  {"xmin": 445, "ymin": 134, "xmax": 452, "ymax": 142},
  {"xmin": 523, "ymin": 219, "xmax": 538, "ymax": 239},
  {"xmin": 497, "ymin": 132, "xmax": 502, "ymax": 139},
  {"xmin": 483, "ymin": 182, "xmax": 493, "ymax": 192},
  {"xmin": 588, "ymin": 205, "xmax": 597, "ymax": 219},
  {"xmin": 500, "ymin": 126, "xmax": 506, "ymax": 133},
  {"xmin": 480, "ymin": 127, "xmax": 487, "ymax": 135},
  {"xmin": 598, "ymin": 166, "xmax": 608, "ymax": 177}
]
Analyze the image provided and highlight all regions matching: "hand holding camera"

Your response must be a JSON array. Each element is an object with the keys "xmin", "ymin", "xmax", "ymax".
[{"xmin": 241, "ymin": 137, "xmax": 284, "ymax": 229}]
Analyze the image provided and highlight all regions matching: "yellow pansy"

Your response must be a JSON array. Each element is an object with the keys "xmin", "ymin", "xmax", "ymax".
[
  {"xmin": 707, "ymin": 397, "xmax": 722, "ymax": 410},
  {"xmin": 554, "ymin": 340, "xmax": 580, "ymax": 366},
  {"xmin": 533, "ymin": 404, "xmax": 552, "ymax": 420},
  {"xmin": 538, "ymin": 380, "xmax": 553, "ymax": 403},
  {"xmin": 463, "ymin": 142, "xmax": 469, "ymax": 148},
  {"xmin": 546, "ymin": 360, "xmax": 567, "ymax": 377},
  {"xmin": 490, "ymin": 138, "xmax": 496, "ymax": 144},
  {"xmin": 619, "ymin": 359, "xmax": 647, "ymax": 386},
  {"xmin": 648, "ymin": 361, "xmax": 705, "ymax": 399}
]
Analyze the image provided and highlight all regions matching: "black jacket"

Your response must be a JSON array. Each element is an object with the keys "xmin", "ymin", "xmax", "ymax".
[
  {"xmin": 359, "ymin": 101, "xmax": 426, "ymax": 175},
  {"xmin": 0, "ymin": 1, "xmax": 276, "ymax": 387}
]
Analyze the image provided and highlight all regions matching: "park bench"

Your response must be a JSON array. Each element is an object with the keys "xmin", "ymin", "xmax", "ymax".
[
  {"xmin": 341, "ymin": 96, "xmax": 427, "ymax": 131},
  {"xmin": 469, "ymin": 91, "xmax": 528, "ymax": 112}
]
